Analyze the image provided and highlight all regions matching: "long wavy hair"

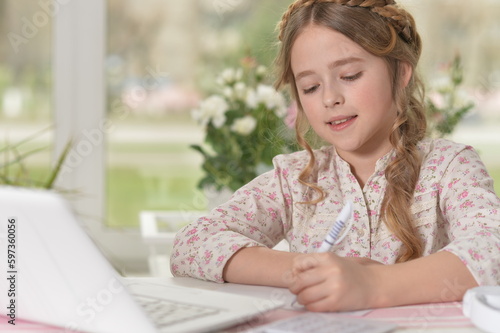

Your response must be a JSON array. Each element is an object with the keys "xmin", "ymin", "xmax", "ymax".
[{"xmin": 275, "ymin": 0, "xmax": 427, "ymax": 262}]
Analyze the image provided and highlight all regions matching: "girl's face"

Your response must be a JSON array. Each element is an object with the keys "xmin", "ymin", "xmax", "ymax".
[{"xmin": 291, "ymin": 24, "xmax": 398, "ymax": 163}]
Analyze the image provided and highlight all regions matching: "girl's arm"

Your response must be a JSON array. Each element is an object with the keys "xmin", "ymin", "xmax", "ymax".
[
  {"xmin": 171, "ymin": 152, "xmax": 302, "ymax": 282},
  {"xmin": 371, "ymin": 250, "xmax": 478, "ymax": 307},
  {"xmin": 223, "ymin": 247, "xmax": 300, "ymax": 286},
  {"xmin": 222, "ymin": 247, "xmax": 382, "ymax": 287},
  {"xmin": 223, "ymin": 246, "xmax": 477, "ymax": 312},
  {"xmin": 289, "ymin": 250, "xmax": 478, "ymax": 312}
]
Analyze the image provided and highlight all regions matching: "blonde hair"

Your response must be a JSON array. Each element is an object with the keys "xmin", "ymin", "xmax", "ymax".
[{"xmin": 275, "ymin": 0, "xmax": 427, "ymax": 262}]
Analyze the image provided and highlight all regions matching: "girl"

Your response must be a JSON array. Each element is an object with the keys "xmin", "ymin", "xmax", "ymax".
[{"xmin": 171, "ymin": 0, "xmax": 500, "ymax": 312}]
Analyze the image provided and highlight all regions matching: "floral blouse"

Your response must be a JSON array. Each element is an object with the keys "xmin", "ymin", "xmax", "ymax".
[{"xmin": 171, "ymin": 139, "xmax": 500, "ymax": 285}]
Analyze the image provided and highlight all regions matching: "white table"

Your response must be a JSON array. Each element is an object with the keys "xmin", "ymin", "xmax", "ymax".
[{"xmin": 127, "ymin": 277, "xmax": 484, "ymax": 333}]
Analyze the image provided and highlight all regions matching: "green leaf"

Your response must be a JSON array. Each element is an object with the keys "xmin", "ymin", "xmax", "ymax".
[
  {"xmin": 44, "ymin": 140, "xmax": 73, "ymax": 189},
  {"xmin": 0, "ymin": 126, "xmax": 71, "ymax": 190},
  {"xmin": 0, "ymin": 125, "xmax": 53, "ymax": 154}
]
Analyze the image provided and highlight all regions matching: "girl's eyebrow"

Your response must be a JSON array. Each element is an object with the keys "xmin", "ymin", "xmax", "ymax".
[
  {"xmin": 294, "ymin": 56, "xmax": 364, "ymax": 81},
  {"xmin": 328, "ymin": 56, "xmax": 364, "ymax": 71}
]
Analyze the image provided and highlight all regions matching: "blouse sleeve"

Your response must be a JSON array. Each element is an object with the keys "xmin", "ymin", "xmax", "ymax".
[
  {"xmin": 438, "ymin": 145, "xmax": 500, "ymax": 285},
  {"xmin": 170, "ymin": 156, "xmax": 297, "ymax": 283}
]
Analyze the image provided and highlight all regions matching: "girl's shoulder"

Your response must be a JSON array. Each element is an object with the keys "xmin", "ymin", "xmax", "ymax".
[{"xmin": 419, "ymin": 137, "xmax": 481, "ymax": 166}]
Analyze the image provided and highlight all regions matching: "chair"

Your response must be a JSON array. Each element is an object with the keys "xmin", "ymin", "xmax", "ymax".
[{"xmin": 139, "ymin": 210, "xmax": 206, "ymax": 277}]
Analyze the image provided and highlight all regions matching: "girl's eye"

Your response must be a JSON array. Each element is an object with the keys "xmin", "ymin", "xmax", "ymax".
[
  {"xmin": 303, "ymin": 85, "xmax": 318, "ymax": 95},
  {"xmin": 342, "ymin": 72, "xmax": 363, "ymax": 81}
]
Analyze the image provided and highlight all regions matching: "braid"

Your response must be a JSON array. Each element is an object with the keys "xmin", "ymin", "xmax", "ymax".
[
  {"xmin": 277, "ymin": 1, "xmax": 312, "ymax": 42},
  {"xmin": 278, "ymin": 0, "xmax": 413, "ymax": 44},
  {"xmin": 371, "ymin": 5, "xmax": 413, "ymax": 43}
]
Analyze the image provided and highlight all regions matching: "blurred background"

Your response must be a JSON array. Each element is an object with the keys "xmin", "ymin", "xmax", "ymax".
[{"xmin": 1, "ymin": 0, "xmax": 499, "ymax": 275}]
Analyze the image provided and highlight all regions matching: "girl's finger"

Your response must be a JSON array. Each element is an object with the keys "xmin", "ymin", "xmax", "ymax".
[
  {"xmin": 291, "ymin": 253, "xmax": 334, "ymax": 275},
  {"xmin": 295, "ymin": 279, "xmax": 331, "ymax": 307}
]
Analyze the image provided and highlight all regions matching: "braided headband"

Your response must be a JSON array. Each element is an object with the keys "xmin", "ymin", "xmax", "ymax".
[{"xmin": 278, "ymin": 0, "xmax": 413, "ymax": 43}]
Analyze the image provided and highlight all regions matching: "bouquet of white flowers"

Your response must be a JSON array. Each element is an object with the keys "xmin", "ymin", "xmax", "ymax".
[{"xmin": 191, "ymin": 60, "xmax": 295, "ymax": 192}]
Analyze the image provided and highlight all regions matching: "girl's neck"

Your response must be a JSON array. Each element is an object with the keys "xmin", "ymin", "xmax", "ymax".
[
  {"xmin": 349, "ymin": 159, "xmax": 377, "ymax": 188},
  {"xmin": 337, "ymin": 145, "xmax": 393, "ymax": 188}
]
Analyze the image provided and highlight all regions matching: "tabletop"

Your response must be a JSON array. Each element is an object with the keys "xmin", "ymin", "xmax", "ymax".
[{"xmin": 0, "ymin": 277, "xmax": 484, "ymax": 333}]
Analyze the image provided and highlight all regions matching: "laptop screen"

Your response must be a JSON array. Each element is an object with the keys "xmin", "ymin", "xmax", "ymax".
[{"xmin": 0, "ymin": 186, "xmax": 156, "ymax": 333}]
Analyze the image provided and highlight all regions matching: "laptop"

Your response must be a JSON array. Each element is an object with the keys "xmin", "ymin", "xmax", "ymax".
[{"xmin": 0, "ymin": 186, "xmax": 283, "ymax": 333}]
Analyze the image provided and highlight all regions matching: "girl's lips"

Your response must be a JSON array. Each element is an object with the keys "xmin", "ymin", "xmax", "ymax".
[{"xmin": 326, "ymin": 115, "xmax": 357, "ymax": 131}]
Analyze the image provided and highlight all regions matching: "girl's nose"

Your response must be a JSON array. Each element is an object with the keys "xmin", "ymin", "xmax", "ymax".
[{"xmin": 323, "ymin": 86, "xmax": 344, "ymax": 109}]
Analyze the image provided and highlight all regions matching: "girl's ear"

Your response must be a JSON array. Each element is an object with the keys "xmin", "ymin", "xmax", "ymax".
[{"xmin": 400, "ymin": 61, "xmax": 413, "ymax": 88}]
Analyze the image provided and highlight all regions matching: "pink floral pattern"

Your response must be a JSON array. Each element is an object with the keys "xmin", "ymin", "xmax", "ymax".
[{"xmin": 171, "ymin": 139, "xmax": 500, "ymax": 285}]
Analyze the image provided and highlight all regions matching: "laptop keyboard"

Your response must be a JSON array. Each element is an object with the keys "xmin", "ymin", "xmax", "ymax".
[{"xmin": 135, "ymin": 295, "xmax": 221, "ymax": 328}]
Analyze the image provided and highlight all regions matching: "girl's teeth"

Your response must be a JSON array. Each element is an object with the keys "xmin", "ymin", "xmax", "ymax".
[{"xmin": 332, "ymin": 118, "xmax": 349, "ymax": 125}]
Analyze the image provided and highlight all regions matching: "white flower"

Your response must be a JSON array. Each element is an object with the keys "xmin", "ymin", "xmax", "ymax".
[
  {"xmin": 216, "ymin": 68, "xmax": 243, "ymax": 86},
  {"xmin": 430, "ymin": 76, "xmax": 452, "ymax": 91},
  {"xmin": 192, "ymin": 95, "xmax": 228, "ymax": 128},
  {"xmin": 231, "ymin": 115, "xmax": 257, "ymax": 135},
  {"xmin": 222, "ymin": 86, "xmax": 234, "ymax": 99},
  {"xmin": 273, "ymin": 97, "xmax": 288, "ymax": 118},
  {"xmin": 233, "ymin": 82, "xmax": 247, "ymax": 100},
  {"xmin": 245, "ymin": 88, "xmax": 258, "ymax": 109},
  {"xmin": 222, "ymin": 82, "xmax": 247, "ymax": 102},
  {"xmin": 256, "ymin": 65, "xmax": 267, "ymax": 77},
  {"xmin": 246, "ymin": 84, "xmax": 287, "ymax": 117}
]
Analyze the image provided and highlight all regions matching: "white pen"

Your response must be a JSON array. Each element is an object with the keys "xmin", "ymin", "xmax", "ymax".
[
  {"xmin": 317, "ymin": 201, "xmax": 353, "ymax": 253},
  {"xmin": 290, "ymin": 201, "xmax": 354, "ymax": 308}
]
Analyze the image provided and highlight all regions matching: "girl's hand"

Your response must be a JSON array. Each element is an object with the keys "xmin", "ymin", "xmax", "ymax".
[{"xmin": 288, "ymin": 253, "xmax": 380, "ymax": 312}]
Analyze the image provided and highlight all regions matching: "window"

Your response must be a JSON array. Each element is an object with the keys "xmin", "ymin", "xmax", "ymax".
[
  {"xmin": 0, "ymin": 1, "xmax": 53, "ymax": 187},
  {"xmin": 3, "ymin": 0, "xmax": 498, "ymax": 276},
  {"xmin": 105, "ymin": 0, "xmax": 294, "ymax": 229},
  {"xmin": 105, "ymin": 1, "xmax": 203, "ymax": 229},
  {"xmin": 407, "ymin": 0, "xmax": 500, "ymax": 194}
]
